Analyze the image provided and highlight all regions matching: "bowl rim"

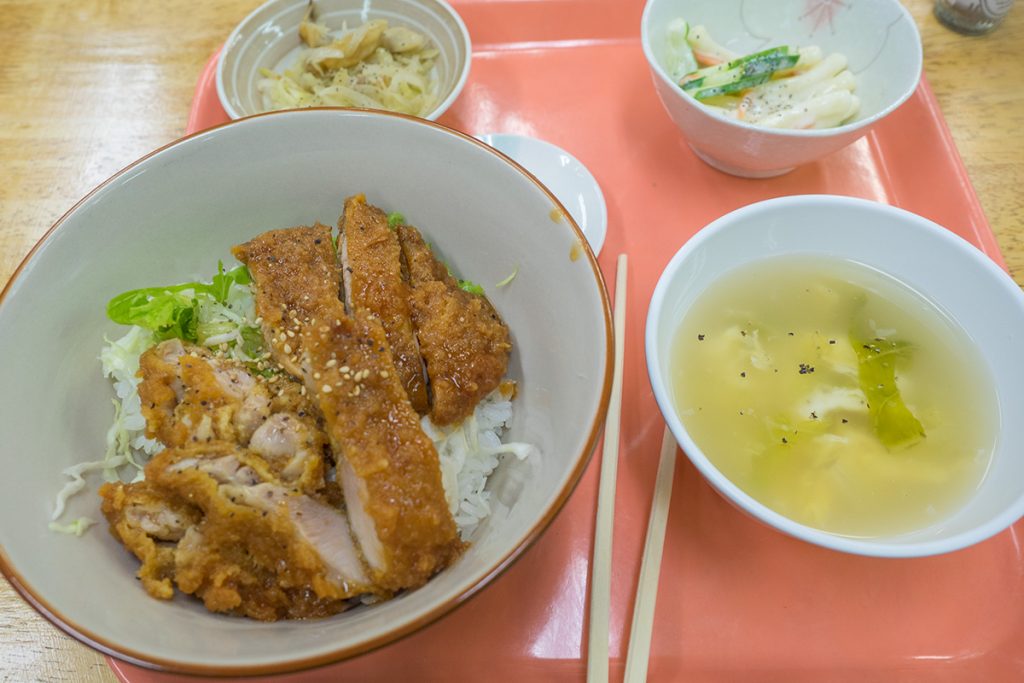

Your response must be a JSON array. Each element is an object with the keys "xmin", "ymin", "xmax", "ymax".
[
  {"xmin": 639, "ymin": 0, "xmax": 923, "ymax": 139},
  {"xmin": 644, "ymin": 193, "xmax": 1024, "ymax": 558},
  {"xmin": 0, "ymin": 107, "xmax": 614, "ymax": 676},
  {"xmin": 214, "ymin": 0, "xmax": 473, "ymax": 121}
]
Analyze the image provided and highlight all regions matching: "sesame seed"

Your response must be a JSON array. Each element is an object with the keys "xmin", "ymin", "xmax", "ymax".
[
  {"xmin": 300, "ymin": 385, "xmax": 307, "ymax": 396},
  {"xmin": 322, "ymin": 384, "xmax": 333, "ymax": 393},
  {"xmin": 313, "ymin": 372, "xmax": 322, "ymax": 380},
  {"xmin": 380, "ymin": 370, "xmax": 389, "ymax": 378},
  {"xmin": 286, "ymin": 330, "xmax": 296, "ymax": 338},
  {"xmin": 339, "ymin": 365, "xmax": 349, "ymax": 373},
  {"xmin": 283, "ymin": 343, "xmax": 293, "ymax": 354},
  {"xmin": 326, "ymin": 359, "xmax": 337, "ymax": 368}
]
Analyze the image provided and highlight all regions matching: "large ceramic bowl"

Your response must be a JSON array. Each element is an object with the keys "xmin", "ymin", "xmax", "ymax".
[
  {"xmin": 217, "ymin": 0, "xmax": 471, "ymax": 120},
  {"xmin": 646, "ymin": 195, "xmax": 1024, "ymax": 557},
  {"xmin": 640, "ymin": 0, "xmax": 922, "ymax": 177},
  {"xmin": 0, "ymin": 109, "xmax": 612, "ymax": 674}
]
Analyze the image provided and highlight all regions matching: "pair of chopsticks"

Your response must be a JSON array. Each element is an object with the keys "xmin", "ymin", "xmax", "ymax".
[{"xmin": 586, "ymin": 253, "xmax": 678, "ymax": 683}]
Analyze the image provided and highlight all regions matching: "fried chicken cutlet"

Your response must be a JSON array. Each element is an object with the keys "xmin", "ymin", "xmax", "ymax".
[
  {"xmin": 339, "ymin": 194, "xmax": 429, "ymax": 414},
  {"xmin": 235, "ymin": 224, "xmax": 463, "ymax": 592},
  {"xmin": 101, "ymin": 442, "xmax": 372, "ymax": 620},
  {"xmin": 397, "ymin": 225, "xmax": 512, "ymax": 426}
]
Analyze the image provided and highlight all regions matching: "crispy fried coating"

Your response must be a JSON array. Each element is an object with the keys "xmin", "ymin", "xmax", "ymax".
[
  {"xmin": 237, "ymin": 222, "xmax": 463, "ymax": 592},
  {"xmin": 301, "ymin": 314, "xmax": 464, "ymax": 591},
  {"xmin": 231, "ymin": 224, "xmax": 341, "ymax": 378},
  {"xmin": 137, "ymin": 339, "xmax": 274, "ymax": 449},
  {"xmin": 397, "ymin": 225, "xmax": 512, "ymax": 425},
  {"xmin": 339, "ymin": 194, "xmax": 429, "ymax": 414},
  {"xmin": 102, "ymin": 443, "xmax": 372, "ymax": 620},
  {"xmin": 99, "ymin": 480, "xmax": 200, "ymax": 600}
]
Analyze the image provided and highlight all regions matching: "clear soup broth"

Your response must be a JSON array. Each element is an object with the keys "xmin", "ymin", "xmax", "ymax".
[{"xmin": 671, "ymin": 256, "xmax": 998, "ymax": 537}]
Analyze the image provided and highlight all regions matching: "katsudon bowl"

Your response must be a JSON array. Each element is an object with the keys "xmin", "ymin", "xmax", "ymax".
[{"xmin": 0, "ymin": 109, "xmax": 613, "ymax": 674}]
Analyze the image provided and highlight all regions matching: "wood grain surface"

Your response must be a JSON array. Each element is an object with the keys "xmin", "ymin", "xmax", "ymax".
[{"xmin": 1, "ymin": 1, "xmax": 1021, "ymax": 680}]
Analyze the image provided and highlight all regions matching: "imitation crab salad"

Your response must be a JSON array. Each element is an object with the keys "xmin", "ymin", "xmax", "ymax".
[
  {"xmin": 665, "ymin": 19, "xmax": 860, "ymax": 129},
  {"xmin": 50, "ymin": 195, "xmax": 534, "ymax": 621}
]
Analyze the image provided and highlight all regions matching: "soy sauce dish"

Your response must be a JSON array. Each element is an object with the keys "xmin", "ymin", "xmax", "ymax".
[{"xmin": 646, "ymin": 195, "xmax": 1024, "ymax": 557}]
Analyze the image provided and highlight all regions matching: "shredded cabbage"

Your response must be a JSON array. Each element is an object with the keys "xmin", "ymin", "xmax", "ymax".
[
  {"xmin": 50, "ymin": 268, "xmax": 263, "ymax": 534},
  {"xmin": 48, "ymin": 518, "xmax": 96, "ymax": 536},
  {"xmin": 258, "ymin": 19, "xmax": 439, "ymax": 117}
]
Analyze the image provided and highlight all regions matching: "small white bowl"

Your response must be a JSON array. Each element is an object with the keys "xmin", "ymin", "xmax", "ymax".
[
  {"xmin": 217, "ymin": 0, "xmax": 471, "ymax": 121},
  {"xmin": 646, "ymin": 195, "xmax": 1024, "ymax": 557},
  {"xmin": 640, "ymin": 0, "xmax": 922, "ymax": 177},
  {"xmin": 0, "ymin": 109, "xmax": 611, "ymax": 674}
]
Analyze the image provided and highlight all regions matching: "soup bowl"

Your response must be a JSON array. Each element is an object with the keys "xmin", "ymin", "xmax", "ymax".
[
  {"xmin": 646, "ymin": 195, "xmax": 1024, "ymax": 557},
  {"xmin": 0, "ymin": 109, "xmax": 612, "ymax": 674},
  {"xmin": 640, "ymin": 0, "xmax": 922, "ymax": 177}
]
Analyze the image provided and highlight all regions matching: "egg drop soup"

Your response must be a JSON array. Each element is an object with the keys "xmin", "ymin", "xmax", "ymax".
[{"xmin": 671, "ymin": 256, "xmax": 998, "ymax": 537}]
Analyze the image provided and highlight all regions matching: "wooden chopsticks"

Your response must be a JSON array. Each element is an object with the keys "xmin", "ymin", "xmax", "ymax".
[
  {"xmin": 586, "ymin": 253, "xmax": 628, "ymax": 683},
  {"xmin": 623, "ymin": 426, "xmax": 678, "ymax": 683}
]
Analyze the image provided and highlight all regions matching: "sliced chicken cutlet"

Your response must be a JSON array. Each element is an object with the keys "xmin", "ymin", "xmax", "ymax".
[
  {"xmin": 101, "ymin": 442, "xmax": 373, "ymax": 620},
  {"xmin": 397, "ymin": 225, "xmax": 513, "ymax": 426},
  {"xmin": 238, "ymin": 223, "xmax": 463, "ymax": 590},
  {"xmin": 231, "ymin": 224, "xmax": 341, "ymax": 378},
  {"xmin": 99, "ymin": 479, "xmax": 199, "ymax": 600},
  {"xmin": 138, "ymin": 340, "xmax": 326, "ymax": 486},
  {"xmin": 138, "ymin": 339, "xmax": 273, "ymax": 449},
  {"xmin": 338, "ymin": 194, "xmax": 428, "ymax": 414},
  {"xmin": 302, "ymin": 315, "xmax": 463, "ymax": 591}
]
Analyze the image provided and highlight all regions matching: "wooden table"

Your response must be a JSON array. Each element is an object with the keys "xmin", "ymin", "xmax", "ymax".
[{"xmin": 1, "ymin": 1, "xmax": 1021, "ymax": 680}]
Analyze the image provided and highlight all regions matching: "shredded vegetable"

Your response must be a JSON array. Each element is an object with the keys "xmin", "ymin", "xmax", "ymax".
[
  {"xmin": 495, "ymin": 266, "xmax": 519, "ymax": 288},
  {"xmin": 50, "ymin": 264, "xmax": 264, "ymax": 533},
  {"xmin": 258, "ymin": 15, "xmax": 439, "ymax": 117}
]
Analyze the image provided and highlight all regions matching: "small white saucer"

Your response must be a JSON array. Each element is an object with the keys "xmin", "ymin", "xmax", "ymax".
[{"xmin": 476, "ymin": 133, "xmax": 607, "ymax": 256}]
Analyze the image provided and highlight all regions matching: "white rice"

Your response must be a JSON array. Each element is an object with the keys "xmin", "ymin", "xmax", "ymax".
[{"xmin": 422, "ymin": 393, "xmax": 535, "ymax": 539}]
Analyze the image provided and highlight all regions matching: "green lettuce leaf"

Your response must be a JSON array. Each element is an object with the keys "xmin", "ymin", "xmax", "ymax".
[{"xmin": 106, "ymin": 263, "xmax": 250, "ymax": 342}]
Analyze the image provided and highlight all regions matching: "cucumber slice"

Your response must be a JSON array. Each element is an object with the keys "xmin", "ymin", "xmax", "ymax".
[
  {"xmin": 666, "ymin": 18, "xmax": 699, "ymax": 80},
  {"xmin": 682, "ymin": 46, "xmax": 799, "ymax": 91},
  {"xmin": 691, "ymin": 73, "xmax": 772, "ymax": 100}
]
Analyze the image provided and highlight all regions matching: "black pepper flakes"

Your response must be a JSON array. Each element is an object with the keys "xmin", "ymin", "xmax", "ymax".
[
  {"xmin": 740, "ymin": 371, "xmax": 747, "ymax": 378},
  {"xmin": 781, "ymin": 437, "xmax": 788, "ymax": 444},
  {"xmin": 842, "ymin": 418, "xmax": 849, "ymax": 424},
  {"xmin": 697, "ymin": 334, "xmax": 705, "ymax": 341},
  {"xmin": 799, "ymin": 363, "xmax": 815, "ymax": 374}
]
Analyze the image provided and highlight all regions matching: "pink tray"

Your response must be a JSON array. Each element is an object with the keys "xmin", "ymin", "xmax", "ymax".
[{"xmin": 112, "ymin": 1, "xmax": 1023, "ymax": 680}]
